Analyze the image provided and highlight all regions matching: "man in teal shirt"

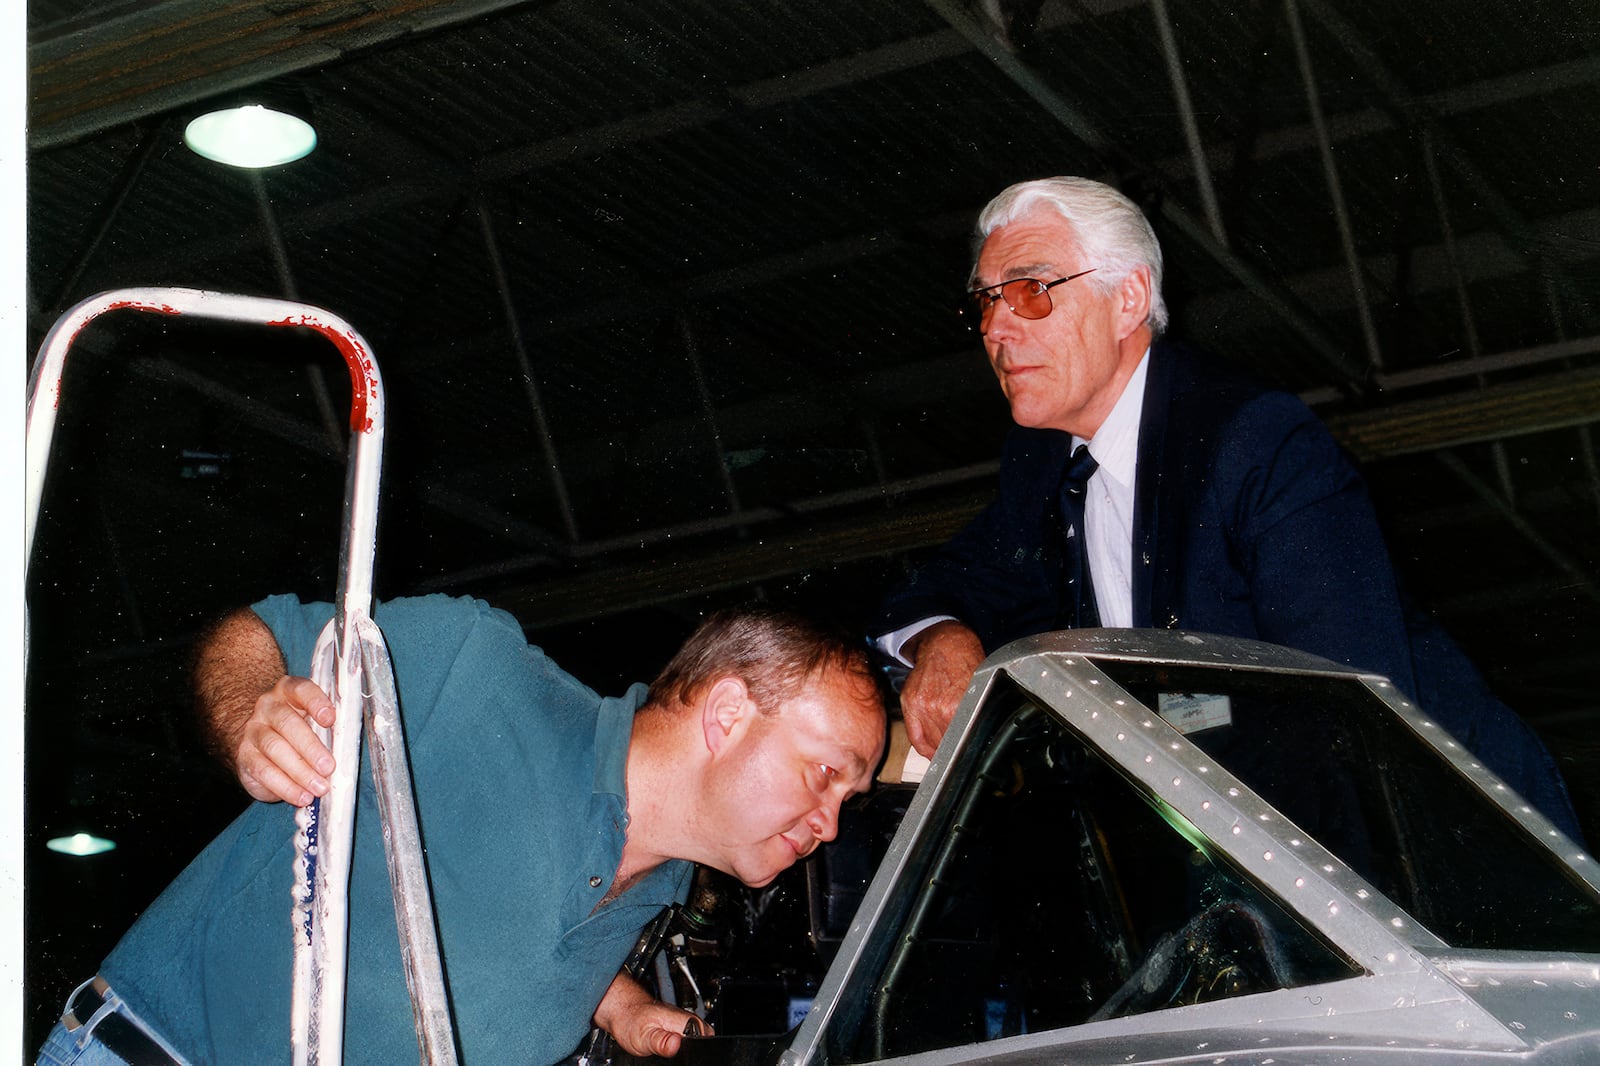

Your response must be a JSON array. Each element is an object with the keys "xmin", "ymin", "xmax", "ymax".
[{"xmin": 39, "ymin": 595, "xmax": 885, "ymax": 1064}]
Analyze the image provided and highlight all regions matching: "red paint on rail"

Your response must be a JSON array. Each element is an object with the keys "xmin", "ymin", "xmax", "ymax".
[
  {"xmin": 105, "ymin": 300, "xmax": 183, "ymax": 315},
  {"xmin": 52, "ymin": 298, "xmax": 377, "ymax": 434},
  {"xmin": 52, "ymin": 300, "xmax": 188, "ymax": 408},
  {"xmin": 268, "ymin": 315, "xmax": 376, "ymax": 433}
]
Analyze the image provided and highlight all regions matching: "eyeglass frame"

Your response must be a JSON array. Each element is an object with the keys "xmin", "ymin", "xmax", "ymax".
[{"xmin": 964, "ymin": 268, "xmax": 1098, "ymax": 334}]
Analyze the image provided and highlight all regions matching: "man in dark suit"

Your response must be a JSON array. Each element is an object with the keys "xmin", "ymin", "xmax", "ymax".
[{"xmin": 874, "ymin": 175, "xmax": 1579, "ymax": 837}]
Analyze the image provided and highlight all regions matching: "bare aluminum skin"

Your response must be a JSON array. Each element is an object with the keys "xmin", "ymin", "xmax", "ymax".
[{"xmin": 780, "ymin": 629, "xmax": 1600, "ymax": 1066}]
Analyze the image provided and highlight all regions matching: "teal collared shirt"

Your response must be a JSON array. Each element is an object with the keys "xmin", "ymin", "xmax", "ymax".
[{"xmin": 102, "ymin": 593, "xmax": 691, "ymax": 1064}]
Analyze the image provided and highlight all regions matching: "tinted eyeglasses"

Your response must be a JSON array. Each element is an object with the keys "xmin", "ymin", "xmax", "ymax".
[{"xmin": 965, "ymin": 269, "xmax": 1097, "ymax": 335}]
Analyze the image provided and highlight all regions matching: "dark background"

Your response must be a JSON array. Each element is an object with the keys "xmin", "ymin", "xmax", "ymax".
[{"xmin": 24, "ymin": 0, "xmax": 1600, "ymax": 1054}]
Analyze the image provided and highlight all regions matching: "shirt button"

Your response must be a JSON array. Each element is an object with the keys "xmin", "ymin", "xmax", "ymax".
[{"xmin": 589, "ymin": 876, "xmax": 603, "ymax": 888}]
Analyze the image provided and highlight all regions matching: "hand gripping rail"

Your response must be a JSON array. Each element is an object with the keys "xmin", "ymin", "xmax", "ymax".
[{"xmin": 26, "ymin": 288, "xmax": 458, "ymax": 1065}]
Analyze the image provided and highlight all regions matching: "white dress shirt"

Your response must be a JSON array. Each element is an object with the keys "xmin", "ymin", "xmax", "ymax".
[
  {"xmin": 876, "ymin": 349, "xmax": 1150, "ymax": 662},
  {"xmin": 1074, "ymin": 350, "xmax": 1147, "ymax": 628}
]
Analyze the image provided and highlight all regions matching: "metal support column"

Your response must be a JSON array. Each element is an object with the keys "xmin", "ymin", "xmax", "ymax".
[
  {"xmin": 858, "ymin": 413, "xmax": 891, "ymax": 505},
  {"xmin": 1284, "ymin": 0, "xmax": 1384, "ymax": 372},
  {"xmin": 253, "ymin": 171, "xmax": 346, "ymax": 453},
  {"xmin": 1580, "ymin": 423, "xmax": 1600, "ymax": 529},
  {"xmin": 49, "ymin": 126, "xmax": 162, "ymax": 313},
  {"xmin": 1149, "ymin": 0, "xmax": 1228, "ymax": 248},
  {"xmin": 677, "ymin": 312, "xmax": 742, "ymax": 514},
  {"xmin": 1421, "ymin": 130, "xmax": 1517, "ymax": 507},
  {"xmin": 1540, "ymin": 259, "xmax": 1600, "ymax": 528},
  {"xmin": 476, "ymin": 199, "xmax": 581, "ymax": 544},
  {"xmin": 1420, "ymin": 132, "xmax": 1483, "ymax": 362}
]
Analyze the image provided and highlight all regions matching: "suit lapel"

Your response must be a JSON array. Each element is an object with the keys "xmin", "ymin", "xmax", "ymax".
[{"xmin": 1132, "ymin": 342, "xmax": 1178, "ymax": 629}]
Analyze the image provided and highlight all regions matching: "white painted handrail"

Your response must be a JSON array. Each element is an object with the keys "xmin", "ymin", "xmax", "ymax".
[{"xmin": 25, "ymin": 288, "xmax": 457, "ymax": 1065}]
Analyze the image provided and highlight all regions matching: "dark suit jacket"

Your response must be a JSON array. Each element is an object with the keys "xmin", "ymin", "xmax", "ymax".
[{"xmin": 876, "ymin": 340, "xmax": 1580, "ymax": 836}]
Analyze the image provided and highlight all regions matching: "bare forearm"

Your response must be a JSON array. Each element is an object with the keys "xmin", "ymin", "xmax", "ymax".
[
  {"xmin": 192, "ymin": 608, "xmax": 288, "ymax": 772},
  {"xmin": 192, "ymin": 607, "xmax": 337, "ymax": 804}
]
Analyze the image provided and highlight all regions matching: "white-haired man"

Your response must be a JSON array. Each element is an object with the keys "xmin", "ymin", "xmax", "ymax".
[{"xmin": 874, "ymin": 175, "xmax": 1579, "ymax": 838}]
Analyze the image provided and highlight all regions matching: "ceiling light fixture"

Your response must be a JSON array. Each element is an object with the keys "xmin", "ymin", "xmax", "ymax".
[
  {"xmin": 184, "ymin": 89, "xmax": 317, "ymax": 169},
  {"xmin": 46, "ymin": 832, "xmax": 117, "ymax": 857}
]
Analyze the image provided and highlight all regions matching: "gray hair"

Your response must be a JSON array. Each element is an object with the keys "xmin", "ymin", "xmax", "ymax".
[{"xmin": 975, "ymin": 176, "xmax": 1168, "ymax": 336}]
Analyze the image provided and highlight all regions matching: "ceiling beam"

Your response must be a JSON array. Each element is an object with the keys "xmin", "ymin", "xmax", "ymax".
[
  {"xmin": 489, "ymin": 485, "xmax": 993, "ymax": 628},
  {"xmin": 74, "ymin": 8, "xmax": 1598, "ymax": 289},
  {"xmin": 28, "ymin": 0, "xmax": 551, "ymax": 149},
  {"xmin": 395, "ymin": 203, "xmax": 1600, "ymax": 419},
  {"xmin": 1324, "ymin": 366, "xmax": 1600, "ymax": 462},
  {"xmin": 478, "ymin": 356, "xmax": 1600, "ymax": 626},
  {"xmin": 85, "ymin": 326, "xmax": 1599, "ymax": 630},
  {"xmin": 419, "ymin": 349, "xmax": 1600, "ymax": 611}
]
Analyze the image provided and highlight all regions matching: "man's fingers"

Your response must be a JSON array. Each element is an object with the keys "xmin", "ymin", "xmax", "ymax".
[
  {"xmin": 243, "ymin": 729, "xmax": 329, "ymax": 804},
  {"xmin": 905, "ymin": 703, "xmax": 949, "ymax": 759},
  {"xmin": 239, "ymin": 763, "xmax": 314, "ymax": 807},
  {"xmin": 604, "ymin": 997, "xmax": 710, "ymax": 1059},
  {"xmin": 903, "ymin": 712, "xmax": 931, "ymax": 759},
  {"xmin": 647, "ymin": 1027, "xmax": 680, "ymax": 1058},
  {"xmin": 259, "ymin": 697, "xmax": 336, "ymax": 777},
  {"xmin": 642, "ymin": 1010, "xmax": 710, "ymax": 1058},
  {"xmin": 232, "ymin": 677, "xmax": 338, "ymax": 806},
  {"xmin": 281, "ymin": 676, "xmax": 337, "ymax": 729},
  {"xmin": 901, "ymin": 685, "xmax": 945, "ymax": 758},
  {"xmin": 901, "ymin": 664, "xmax": 961, "ymax": 755}
]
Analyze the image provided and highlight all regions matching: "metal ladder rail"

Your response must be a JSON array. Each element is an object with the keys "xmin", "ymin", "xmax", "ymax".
[{"xmin": 25, "ymin": 288, "xmax": 458, "ymax": 1065}]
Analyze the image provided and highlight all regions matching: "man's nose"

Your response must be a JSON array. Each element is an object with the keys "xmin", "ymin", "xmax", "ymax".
[
  {"xmin": 806, "ymin": 800, "xmax": 840, "ymax": 843},
  {"xmin": 982, "ymin": 297, "xmax": 1024, "ymax": 342}
]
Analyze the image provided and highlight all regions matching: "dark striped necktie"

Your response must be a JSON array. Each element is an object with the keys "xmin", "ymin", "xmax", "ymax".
[{"xmin": 1061, "ymin": 444, "xmax": 1100, "ymax": 628}]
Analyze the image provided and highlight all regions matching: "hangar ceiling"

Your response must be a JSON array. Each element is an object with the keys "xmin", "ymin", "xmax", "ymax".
[{"xmin": 22, "ymin": 0, "xmax": 1600, "ymax": 1044}]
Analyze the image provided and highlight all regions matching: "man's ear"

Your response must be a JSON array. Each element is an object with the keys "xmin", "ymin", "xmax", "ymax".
[
  {"xmin": 1114, "ymin": 265, "xmax": 1153, "ymax": 340},
  {"xmin": 701, "ymin": 675, "xmax": 754, "ymax": 756}
]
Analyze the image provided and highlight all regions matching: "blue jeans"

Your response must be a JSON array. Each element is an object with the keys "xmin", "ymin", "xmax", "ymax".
[{"xmin": 35, "ymin": 977, "xmax": 191, "ymax": 1066}]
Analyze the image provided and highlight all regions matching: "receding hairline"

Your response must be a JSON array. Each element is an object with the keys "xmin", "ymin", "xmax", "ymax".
[
  {"xmin": 656, "ymin": 650, "xmax": 883, "ymax": 715},
  {"xmin": 644, "ymin": 604, "xmax": 885, "ymax": 718}
]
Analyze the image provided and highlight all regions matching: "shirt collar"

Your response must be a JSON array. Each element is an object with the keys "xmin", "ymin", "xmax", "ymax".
[
  {"xmin": 593, "ymin": 682, "xmax": 647, "ymax": 804},
  {"xmin": 561, "ymin": 682, "xmax": 692, "ymax": 935},
  {"xmin": 1075, "ymin": 347, "xmax": 1149, "ymax": 488}
]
